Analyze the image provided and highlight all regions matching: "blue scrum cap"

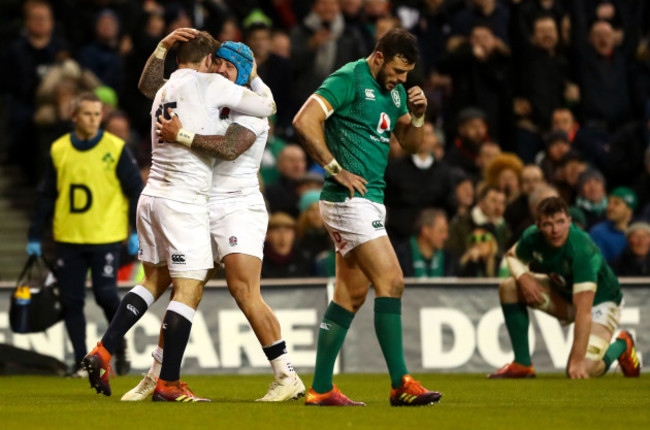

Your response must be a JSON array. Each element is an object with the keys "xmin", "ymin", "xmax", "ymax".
[{"xmin": 216, "ymin": 41, "xmax": 254, "ymax": 86}]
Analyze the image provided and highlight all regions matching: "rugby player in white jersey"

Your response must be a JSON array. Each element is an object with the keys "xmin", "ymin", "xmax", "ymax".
[
  {"xmin": 121, "ymin": 39, "xmax": 305, "ymax": 403},
  {"xmin": 82, "ymin": 30, "xmax": 277, "ymax": 402}
]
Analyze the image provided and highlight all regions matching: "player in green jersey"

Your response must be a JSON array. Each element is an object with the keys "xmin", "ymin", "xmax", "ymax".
[
  {"xmin": 293, "ymin": 28, "xmax": 442, "ymax": 406},
  {"xmin": 490, "ymin": 196, "xmax": 641, "ymax": 379}
]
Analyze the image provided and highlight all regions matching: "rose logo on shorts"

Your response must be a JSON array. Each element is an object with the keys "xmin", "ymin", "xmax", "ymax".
[{"xmin": 229, "ymin": 236, "xmax": 238, "ymax": 247}]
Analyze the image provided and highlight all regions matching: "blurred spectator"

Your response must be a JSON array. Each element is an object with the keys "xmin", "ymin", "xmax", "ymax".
[
  {"xmin": 413, "ymin": 0, "xmax": 452, "ymax": 75},
  {"xmin": 611, "ymin": 222, "xmax": 650, "ymax": 276},
  {"xmin": 395, "ymin": 209, "xmax": 457, "ymax": 278},
  {"xmin": 297, "ymin": 171, "xmax": 325, "ymax": 199},
  {"xmin": 457, "ymin": 224, "xmax": 501, "ymax": 278},
  {"xmin": 568, "ymin": 206, "xmax": 587, "ymax": 230},
  {"xmin": 504, "ymin": 164, "xmax": 545, "ymax": 245},
  {"xmin": 568, "ymin": 0, "xmax": 641, "ymax": 134},
  {"xmin": 244, "ymin": 22, "xmax": 293, "ymax": 132},
  {"xmin": 296, "ymin": 190, "xmax": 331, "ymax": 262},
  {"xmin": 450, "ymin": 0, "xmax": 510, "ymax": 45},
  {"xmin": 633, "ymin": 146, "xmax": 650, "ymax": 218},
  {"xmin": 437, "ymin": 24, "xmax": 513, "ymax": 146},
  {"xmin": 575, "ymin": 168, "xmax": 608, "ymax": 229},
  {"xmin": 484, "ymin": 152, "xmax": 523, "ymax": 204},
  {"xmin": 76, "ymin": 9, "xmax": 124, "ymax": 91},
  {"xmin": 259, "ymin": 116, "xmax": 288, "ymax": 187},
  {"xmin": 384, "ymin": 121, "xmax": 455, "ymax": 242},
  {"xmin": 603, "ymin": 101, "xmax": 650, "ymax": 188},
  {"xmin": 339, "ymin": 0, "xmax": 374, "ymax": 54},
  {"xmin": 447, "ymin": 184, "xmax": 509, "ymax": 256},
  {"xmin": 218, "ymin": 16, "xmax": 242, "ymax": 42},
  {"xmin": 2, "ymin": 0, "xmax": 70, "ymax": 182},
  {"xmin": 553, "ymin": 151, "xmax": 587, "ymax": 204},
  {"xmin": 453, "ymin": 175, "xmax": 475, "ymax": 218},
  {"xmin": 475, "ymin": 141, "xmax": 502, "ymax": 179},
  {"xmin": 289, "ymin": 0, "xmax": 366, "ymax": 111},
  {"xmin": 511, "ymin": 13, "xmax": 570, "ymax": 162},
  {"xmin": 511, "ymin": 0, "xmax": 566, "ymax": 45},
  {"xmin": 270, "ymin": 29, "xmax": 291, "ymax": 59},
  {"xmin": 538, "ymin": 129, "xmax": 571, "ymax": 181},
  {"xmin": 590, "ymin": 187, "xmax": 637, "ymax": 262},
  {"xmin": 445, "ymin": 107, "xmax": 490, "ymax": 181},
  {"xmin": 265, "ymin": 144, "xmax": 307, "ymax": 218},
  {"xmin": 104, "ymin": 110, "xmax": 147, "ymax": 174},
  {"xmin": 262, "ymin": 212, "xmax": 312, "ymax": 278}
]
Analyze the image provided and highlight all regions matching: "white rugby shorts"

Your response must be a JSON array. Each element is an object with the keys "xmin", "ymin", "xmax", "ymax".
[
  {"xmin": 319, "ymin": 197, "xmax": 387, "ymax": 256},
  {"xmin": 136, "ymin": 195, "xmax": 213, "ymax": 272},
  {"xmin": 209, "ymin": 192, "xmax": 268, "ymax": 262}
]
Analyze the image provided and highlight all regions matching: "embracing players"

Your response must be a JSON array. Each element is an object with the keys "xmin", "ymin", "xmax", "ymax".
[{"xmin": 82, "ymin": 30, "xmax": 278, "ymax": 402}]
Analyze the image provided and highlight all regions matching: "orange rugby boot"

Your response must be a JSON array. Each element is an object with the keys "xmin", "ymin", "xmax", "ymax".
[
  {"xmin": 305, "ymin": 385, "xmax": 365, "ymax": 406},
  {"xmin": 390, "ymin": 375, "xmax": 442, "ymax": 406},
  {"xmin": 488, "ymin": 362, "xmax": 536, "ymax": 379},
  {"xmin": 82, "ymin": 341, "xmax": 114, "ymax": 396},
  {"xmin": 616, "ymin": 331, "xmax": 641, "ymax": 377}
]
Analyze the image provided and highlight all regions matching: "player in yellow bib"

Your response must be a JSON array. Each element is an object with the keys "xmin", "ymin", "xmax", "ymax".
[{"xmin": 28, "ymin": 92, "xmax": 143, "ymax": 375}]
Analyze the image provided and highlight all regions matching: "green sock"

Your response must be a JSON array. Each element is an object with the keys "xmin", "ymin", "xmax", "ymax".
[
  {"xmin": 374, "ymin": 297, "xmax": 409, "ymax": 389},
  {"xmin": 602, "ymin": 339, "xmax": 627, "ymax": 371},
  {"xmin": 502, "ymin": 303, "xmax": 532, "ymax": 367},
  {"xmin": 312, "ymin": 301, "xmax": 355, "ymax": 394}
]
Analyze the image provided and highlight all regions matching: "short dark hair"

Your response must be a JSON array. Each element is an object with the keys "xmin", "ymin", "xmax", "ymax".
[
  {"xmin": 244, "ymin": 22, "xmax": 271, "ymax": 42},
  {"xmin": 176, "ymin": 31, "xmax": 219, "ymax": 64},
  {"xmin": 478, "ymin": 184, "xmax": 502, "ymax": 202},
  {"xmin": 415, "ymin": 209, "xmax": 447, "ymax": 235},
  {"xmin": 536, "ymin": 196, "xmax": 569, "ymax": 221},
  {"xmin": 373, "ymin": 28, "xmax": 418, "ymax": 64},
  {"xmin": 72, "ymin": 91, "xmax": 101, "ymax": 114}
]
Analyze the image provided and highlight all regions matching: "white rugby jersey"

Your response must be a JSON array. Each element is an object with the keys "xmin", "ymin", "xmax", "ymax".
[
  {"xmin": 143, "ymin": 69, "xmax": 275, "ymax": 204},
  {"xmin": 210, "ymin": 111, "xmax": 269, "ymax": 197}
]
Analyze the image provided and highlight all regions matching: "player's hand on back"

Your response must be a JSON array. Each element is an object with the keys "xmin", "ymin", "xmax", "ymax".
[
  {"xmin": 161, "ymin": 28, "xmax": 198, "ymax": 50},
  {"xmin": 406, "ymin": 86, "xmax": 427, "ymax": 119},
  {"xmin": 333, "ymin": 169, "xmax": 368, "ymax": 199},
  {"xmin": 517, "ymin": 275, "xmax": 546, "ymax": 307},
  {"xmin": 156, "ymin": 108, "xmax": 183, "ymax": 143}
]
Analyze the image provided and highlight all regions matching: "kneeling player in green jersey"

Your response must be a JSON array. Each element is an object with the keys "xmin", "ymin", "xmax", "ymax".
[
  {"xmin": 490, "ymin": 196, "xmax": 641, "ymax": 379},
  {"xmin": 293, "ymin": 28, "xmax": 441, "ymax": 406}
]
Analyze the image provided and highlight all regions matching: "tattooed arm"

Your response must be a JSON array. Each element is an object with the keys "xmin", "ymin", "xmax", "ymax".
[
  {"xmin": 156, "ymin": 110, "xmax": 256, "ymax": 160},
  {"xmin": 191, "ymin": 125, "xmax": 256, "ymax": 161},
  {"xmin": 138, "ymin": 28, "xmax": 198, "ymax": 100}
]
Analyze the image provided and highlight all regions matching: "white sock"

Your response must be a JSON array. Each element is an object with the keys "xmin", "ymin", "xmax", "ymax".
[
  {"xmin": 269, "ymin": 353, "xmax": 295, "ymax": 381},
  {"xmin": 148, "ymin": 346, "xmax": 163, "ymax": 378}
]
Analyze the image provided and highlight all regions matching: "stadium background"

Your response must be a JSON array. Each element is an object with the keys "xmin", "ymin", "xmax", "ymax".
[{"xmin": 0, "ymin": 0, "xmax": 649, "ymax": 376}]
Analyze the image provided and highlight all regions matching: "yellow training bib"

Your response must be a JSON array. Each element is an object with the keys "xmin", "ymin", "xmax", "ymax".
[{"xmin": 51, "ymin": 131, "xmax": 129, "ymax": 244}]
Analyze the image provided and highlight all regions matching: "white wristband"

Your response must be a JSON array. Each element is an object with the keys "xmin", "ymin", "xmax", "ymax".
[
  {"xmin": 410, "ymin": 115, "xmax": 425, "ymax": 127},
  {"xmin": 176, "ymin": 128, "xmax": 195, "ymax": 147},
  {"xmin": 154, "ymin": 43, "xmax": 167, "ymax": 60},
  {"xmin": 323, "ymin": 159, "xmax": 342, "ymax": 176}
]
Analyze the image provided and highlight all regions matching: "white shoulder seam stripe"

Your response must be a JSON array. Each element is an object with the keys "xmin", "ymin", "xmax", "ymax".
[
  {"xmin": 310, "ymin": 94, "xmax": 333, "ymax": 118},
  {"xmin": 573, "ymin": 282, "xmax": 597, "ymax": 294}
]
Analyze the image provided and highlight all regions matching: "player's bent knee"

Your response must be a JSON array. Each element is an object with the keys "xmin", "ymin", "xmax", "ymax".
[
  {"xmin": 499, "ymin": 277, "xmax": 518, "ymax": 302},
  {"xmin": 585, "ymin": 334, "xmax": 610, "ymax": 362}
]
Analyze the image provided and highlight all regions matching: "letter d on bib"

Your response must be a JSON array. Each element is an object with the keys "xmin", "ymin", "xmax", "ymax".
[{"xmin": 70, "ymin": 184, "xmax": 92, "ymax": 213}]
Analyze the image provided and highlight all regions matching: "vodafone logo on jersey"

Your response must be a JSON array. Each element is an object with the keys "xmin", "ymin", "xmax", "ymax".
[{"xmin": 376, "ymin": 112, "xmax": 391, "ymax": 134}]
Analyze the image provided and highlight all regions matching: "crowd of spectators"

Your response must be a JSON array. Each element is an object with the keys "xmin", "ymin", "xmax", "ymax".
[{"xmin": 3, "ymin": 0, "xmax": 650, "ymax": 279}]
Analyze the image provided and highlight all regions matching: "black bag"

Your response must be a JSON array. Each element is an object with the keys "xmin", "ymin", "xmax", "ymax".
[{"xmin": 9, "ymin": 255, "xmax": 63, "ymax": 333}]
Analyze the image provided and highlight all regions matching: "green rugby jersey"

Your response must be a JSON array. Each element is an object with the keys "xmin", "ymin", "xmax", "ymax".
[
  {"xmin": 515, "ymin": 224, "xmax": 623, "ymax": 305},
  {"xmin": 315, "ymin": 59, "xmax": 409, "ymax": 203}
]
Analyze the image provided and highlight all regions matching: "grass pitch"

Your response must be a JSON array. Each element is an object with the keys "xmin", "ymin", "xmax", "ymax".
[{"xmin": 0, "ymin": 373, "xmax": 648, "ymax": 430}]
